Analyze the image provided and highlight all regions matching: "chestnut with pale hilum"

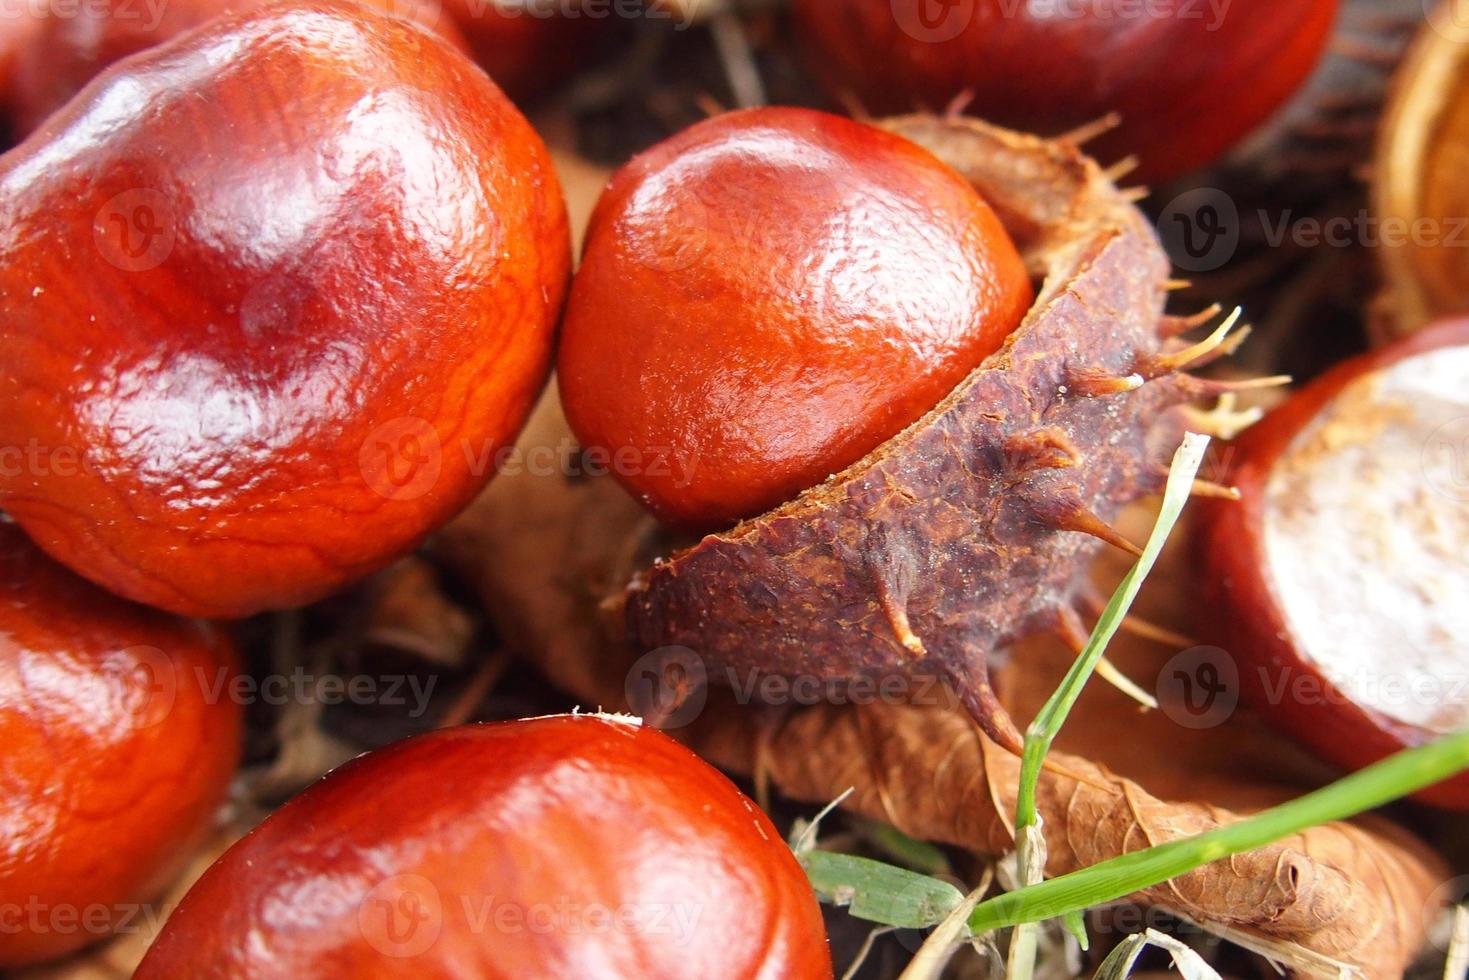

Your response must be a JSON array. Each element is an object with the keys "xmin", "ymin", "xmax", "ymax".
[{"xmin": 1199, "ymin": 318, "xmax": 1469, "ymax": 810}]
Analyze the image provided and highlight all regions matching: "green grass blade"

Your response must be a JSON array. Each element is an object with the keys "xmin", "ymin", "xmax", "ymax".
[
  {"xmin": 1007, "ymin": 434, "xmax": 1209, "ymax": 980},
  {"xmin": 972, "ymin": 728, "xmax": 1469, "ymax": 934},
  {"xmin": 1014, "ymin": 432, "xmax": 1209, "ymax": 830},
  {"xmin": 860, "ymin": 820, "xmax": 952, "ymax": 876}
]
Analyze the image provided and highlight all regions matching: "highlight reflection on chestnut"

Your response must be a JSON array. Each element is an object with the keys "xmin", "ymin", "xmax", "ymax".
[{"xmin": 7, "ymin": 0, "xmax": 467, "ymax": 134}]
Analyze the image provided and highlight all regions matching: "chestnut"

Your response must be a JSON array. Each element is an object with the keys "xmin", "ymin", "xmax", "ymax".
[
  {"xmin": 0, "ymin": 5, "xmax": 41, "ymax": 117},
  {"xmin": 439, "ymin": 0, "xmax": 609, "ymax": 101},
  {"xmin": 608, "ymin": 115, "xmax": 1239, "ymax": 758},
  {"xmin": 135, "ymin": 714, "xmax": 833, "ymax": 978},
  {"xmin": 791, "ymin": 0, "xmax": 1340, "ymax": 181},
  {"xmin": 557, "ymin": 106, "xmax": 1034, "ymax": 530},
  {"xmin": 0, "ymin": 523, "xmax": 241, "ymax": 968},
  {"xmin": 1199, "ymin": 318, "xmax": 1469, "ymax": 808},
  {"xmin": 7, "ymin": 0, "xmax": 468, "ymax": 134},
  {"xmin": 0, "ymin": 1, "xmax": 572, "ymax": 618}
]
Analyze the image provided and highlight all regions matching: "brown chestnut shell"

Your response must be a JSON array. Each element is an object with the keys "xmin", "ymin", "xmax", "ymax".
[{"xmin": 1372, "ymin": 9, "xmax": 1469, "ymax": 342}]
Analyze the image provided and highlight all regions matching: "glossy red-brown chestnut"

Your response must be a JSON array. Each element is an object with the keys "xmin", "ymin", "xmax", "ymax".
[
  {"xmin": 0, "ymin": 523, "xmax": 241, "ymax": 968},
  {"xmin": 557, "ymin": 106, "xmax": 1034, "ymax": 530},
  {"xmin": 135, "ymin": 714, "xmax": 833, "ymax": 978},
  {"xmin": 8, "ymin": 0, "xmax": 468, "ymax": 134},
  {"xmin": 1199, "ymin": 318, "xmax": 1469, "ymax": 808},
  {"xmin": 0, "ymin": 1, "xmax": 571, "ymax": 618},
  {"xmin": 438, "ymin": 0, "xmax": 608, "ymax": 100},
  {"xmin": 792, "ymin": 0, "xmax": 1339, "ymax": 181},
  {"xmin": 0, "ymin": 5, "xmax": 41, "ymax": 118}
]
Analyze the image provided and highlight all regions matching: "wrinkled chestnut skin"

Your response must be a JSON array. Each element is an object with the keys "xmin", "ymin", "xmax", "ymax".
[
  {"xmin": 558, "ymin": 106, "xmax": 1033, "ymax": 530},
  {"xmin": 1199, "ymin": 319, "xmax": 1469, "ymax": 808},
  {"xmin": 8, "ymin": 0, "xmax": 468, "ymax": 134},
  {"xmin": 792, "ymin": 0, "xmax": 1339, "ymax": 181},
  {"xmin": 136, "ymin": 715, "xmax": 833, "ymax": 979},
  {"xmin": 440, "ymin": 0, "xmax": 607, "ymax": 100},
  {"xmin": 0, "ymin": 2, "xmax": 571, "ymax": 618},
  {"xmin": 0, "ymin": 524, "xmax": 241, "ymax": 968}
]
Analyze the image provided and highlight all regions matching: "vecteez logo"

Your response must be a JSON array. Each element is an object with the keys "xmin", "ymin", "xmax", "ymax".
[
  {"xmin": 624, "ymin": 646, "xmax": 708, "ymax": 729},
  {"xmin": 1157, "ymin": 187, "xmax": 1240, "ymax": 273},
  {"xmin": 1423, "ymin": 416, "xmax": 1469, "ymax": 502},
  {"xmin": 94, "ymin": 188, "xmax": 176, "ymax": 272},
  {"xmin": 117, "ymin": 645, "xmax": 179, "ymax": 730},
  {"xmin": 1425, "ymin": 0, "xmax": 1469, "ymax": 41},
  {"xmin": 1423, "ymin": 875, "xmax": 1469, "ymax": 952},
  {"xmin": 1156, "ymin": 646, "xmax": 1240, "ymax": 729},
  {"xmin": 379, "ymin": 0, "xmax": 443, "ymax": 29},
  {"xmin": 892, "ymin": 0, "xmax": 976, "ymax": 42},
  {"xmin": 359, "ymin": 417, "xmax": 444, "ymax": 502},
  {"xmin": 359, "ymin": 875, "xmax": 443, "ymax": 958}
]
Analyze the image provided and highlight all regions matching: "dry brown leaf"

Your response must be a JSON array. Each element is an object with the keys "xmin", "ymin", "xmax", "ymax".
[
  {"xmin": 360, "ymin": 557, "xmax": 475, "ymax": 670},
  {"xmin": 438, "ymin": 393, "xmax": 1449, "ymax": 979}
]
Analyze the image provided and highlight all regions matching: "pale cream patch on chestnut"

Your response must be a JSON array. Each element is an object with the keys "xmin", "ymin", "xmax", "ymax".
[{"xmin": 1263, "ymin": 346, "xmax": 1469, "ymax": 733}]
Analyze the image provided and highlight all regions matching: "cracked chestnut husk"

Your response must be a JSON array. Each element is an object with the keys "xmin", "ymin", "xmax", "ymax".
[
  {"xmin": 559, "ymin": 108, "xmax": 1249, "ymax": 750},
  {"xmin": 1372, "ymin": 4, "xmax": 1469, "ymax": 342}
]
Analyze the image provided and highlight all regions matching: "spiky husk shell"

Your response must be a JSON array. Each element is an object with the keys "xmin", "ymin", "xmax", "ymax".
[{"xmin": 624, "ymin": 114, "xmax": 1232, "ymax": 749}]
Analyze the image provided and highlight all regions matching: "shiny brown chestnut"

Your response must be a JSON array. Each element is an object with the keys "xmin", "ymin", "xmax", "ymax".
[
  {"xmin": 557, "ymin": 106, "xmax": 1033, "ymax": 530},
  {"xmin": 0, "ymin": 5, "xmax": 41, "ymax": 115},
  {"xmin": 135, "ymin": 714, "xmax": 833, "ymax": 978},
  {"xmin": 438, "ymin": 0, "xmax": 609, "ymax": 101},
  {"xmin": 1199, "ymin": 318, "xmax": 1469, "ymax": 808},
  {"xmin": 792, "ymin": 0, "xmax": 1340, "ymax": 181},
  {"xmin": 7, "ymin": 0, "xmax": 468, "ymax": 134},
  {"xmin": 0, "ymin": 1, "xmax": 572, "ymax": 618},
  {"xmin": 0, "ymin": 523, "xmax": 241, "ymax": 968}
]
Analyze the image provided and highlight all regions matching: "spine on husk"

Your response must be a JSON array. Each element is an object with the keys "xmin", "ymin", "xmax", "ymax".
[{"xmin": 626, "ymin": 114, "xmax": 1247, "ymax": 750}]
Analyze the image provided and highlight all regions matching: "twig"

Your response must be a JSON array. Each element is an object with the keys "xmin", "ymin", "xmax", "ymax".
[
  {"xmin": 709, "ymin": 11, "xmax": 766, "ymax": 108},
  {"xmin": 435, "ymin": 648, "xmax": 512, "ymax": 729},
  {"xmin": 1093, "ymin": 928, "xmax": 1221, "ymax": 979},
  {"xmin": 841, "ymin": 926, "xmax": 898, "ymax": 980},
  {"xmin": 1446, "ymin": 906, "xmax": 1469, "ymax": 980},
  {"xmin": 899, "ymin": 868, "xmax": 994, "ymax": 980}
]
